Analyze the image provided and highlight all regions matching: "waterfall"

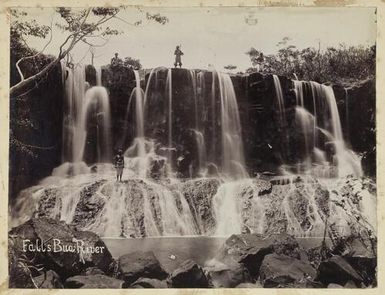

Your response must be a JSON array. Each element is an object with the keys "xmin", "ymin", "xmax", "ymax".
[
  {"xmin": 293, "ymin": 80, "xmax": 362, "ymax": 177},
  {"xmin": 344, "ymin": 88, "xmax": 350, "ymax": 142},
  {"xmin": 96, "ymin": 66, "xmax": 102, "ymax": 86},
  {"xmin": 74, "ymin": 86, "xmax": 112, "ymax": 163},
  {"xmin": 166, "ymin": 69, "xmax": 173, "ymax": 172},
  {"xmin": 295, "ymin": 106, "xmax": 315, "ymax": 163},
  {"xmin": 273, "ymin": 75, "xmax": 286, "ymax": 127},
  {"xmin": 217, "ymin": 72, "xmax": 247, "ymax": 178},
  {"xmin": 61, "ymin": 63, "xmax": 86, "ymax": 163},
  {"xmin": 213, "ymin": 180, "xmax": 244, "ymax": 236},
  {"xmin": 192, "ymin": 70, "xmax": 208, "ymax": 175},
  {"xmin": 123, "ymin": 70, "xmax": 150, "ymax": 178}
]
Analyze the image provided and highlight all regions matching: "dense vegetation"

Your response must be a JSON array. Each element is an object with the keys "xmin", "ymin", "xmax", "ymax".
[{"xmin": 246, "ymin": 42, "xmax": 375, "ymax": 84}]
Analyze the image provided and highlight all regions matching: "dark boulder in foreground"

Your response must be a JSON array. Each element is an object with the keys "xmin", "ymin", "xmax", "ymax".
[
  {"xmin": 214, "ymin": 233, "xmax": 273, "ymax": 278},
  {"xmin": 9, "ymin": 217, "xmax": 114, "ymax": 287},
  {"xmin": 316, "ymin": 256, "xmax": 363, "ymax": 287},
  {"xmin": 65, "ymin": 274, "xmax": 124, "ymax": 288},
  {"xmin": 34, "ymin": 270, "xmax": 64, "ymax": 288},
  {"xmin": 131, "ymin": 278, "xmax": 168, "ymax": 288},
  {"xmin": 117, "ymin": 251, "xmax": 168, "ymax": 287},
  {"xmin": 207, "ymin": 261, "xmax": 252, "ymax": 288},
  {"xmin": 259, "ymin": 254, "xmax": 316, "ymax": 288},
  {"xmin": 167, "ymin": 259, "xmax": 211, "ymax": 288}
]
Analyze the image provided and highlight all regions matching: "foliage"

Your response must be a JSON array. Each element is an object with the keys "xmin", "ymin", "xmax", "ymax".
[
  {"xmin": 246, "ymin": 40, "xmax": 375, "ymax": 83},
  {"xmin": 10, "ymin": 7, "xmax": 169, "ymax": 97},
  {"xmin": 224, "ymin": 64, "xmax": 237, "ymax": 71},
  {"xmin": 123, "ymin": 56, "xmax": 142, "ymax": 70},
  {"xmin": 9, "ymin": 7, "xmax": 168, "ymax": 156}
]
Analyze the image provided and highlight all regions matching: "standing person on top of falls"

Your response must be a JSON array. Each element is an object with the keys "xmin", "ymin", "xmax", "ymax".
[
  {"xmin": 174, "ymin": 45, "xmax": 184, "ymax": 68},
  {"xmin": 114, "ymin": 149, "xmax": 125, "ymax": 182}
]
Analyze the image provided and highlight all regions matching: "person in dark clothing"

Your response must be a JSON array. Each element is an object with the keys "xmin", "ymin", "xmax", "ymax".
[
  {"xmin": 114, "ymin": 149, "xmax": 124, "ymax": 182},
  {"xmin": 174, "ymin": 46, "xmax": 184, "ymax": 68}
]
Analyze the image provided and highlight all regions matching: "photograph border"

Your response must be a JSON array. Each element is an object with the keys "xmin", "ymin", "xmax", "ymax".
[{"xmin": 0, "ymin": 0, "xmax": 384, "ymax": 294}]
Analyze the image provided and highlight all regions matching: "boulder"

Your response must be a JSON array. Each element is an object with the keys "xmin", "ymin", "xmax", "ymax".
[
  {"xmin": 215, "ymin": 234, "xmax": 273, "ymax": 278},
  {"xmin": 167, "ymin": 259, "xmax": 210, "ymax": 288},
  {"xmin": 259, "ymin": 254, "xmax": 316, "ymax": 288},
  {"xmin": 130, "ymin": 278, "xmax": 168, "ymax": 288},
  {"xmin": 117, "ymin": 251, "xmax": 168, "ymax": 287},
  {"xmin": 34, "ymin": 270, "xmax": 64, "ymax": 288},
  {"xmin": 235, "ymin": 282, "xmax": 263, "ymax": 288},
  {"xmin": 328, "ymin": 283, "xmax": 344, "ymax": 288},
  {"xmin": 81, "ymin": 267, "xmax": 105, "ymax": 276},
  {"xmin": 271, "ymin": 233, "xmax": 303, "ymax": 260},
  {"xmin": 207, "ymin": 261, "xmax": 252, "ymax": 288},
  {"xmin": 8, "ymin": 218, "xmax": 114, "ymax": 280},
  {"xmin": 316, "ymin": 256, "xmax": 363, "ymax": 286},
  {"xmin": 65, "ymin": 274, "xmax": 124, "ymax": 288}
]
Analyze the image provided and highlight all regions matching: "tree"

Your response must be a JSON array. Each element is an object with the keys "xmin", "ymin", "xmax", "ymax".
[
  {"xmin": 123, "ymin": 56, "xmax": 142, "ymax": 70},
  {"xmin": 224, "ymin": 64, "xmax": 237, "ymax": 71},
  {"xmin": 10, "ymin": 7, "xmax": 168, "ymax": 98},
  {"xmin": 245, "ymin": 38, "xmax": 375, "ymax": 83}
]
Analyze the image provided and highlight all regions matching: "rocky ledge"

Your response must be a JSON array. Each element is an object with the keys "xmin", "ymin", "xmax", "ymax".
[{"xmin": 9, "ymin": 218, "xmax": 376, "ymax": 288}]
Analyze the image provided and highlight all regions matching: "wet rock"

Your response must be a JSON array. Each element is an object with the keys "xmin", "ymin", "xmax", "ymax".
[
  {"xmin": 72, "ymin": 180, "xmax": 107, "ymax": 228},
  {"xmin": 259, "ymin": 254, "xmax": 316, "ymax": 288},
  {"xmin": 316, "ymin": 256, "xmax": 363, "ymax": 286},
  {"xmin": 207, "ymin": 261, "xmax": 252, "ymax": 288},
  {"xmin": 215, "ymin": 234, "xmax": 273, "ymax": 278},
  {"xmin": 271, "ymin": 233, "xmax": 304, "ymax": 260},
  {"xmin": 181, "ymin": 178, "xmax": 220, "ymax": 234},
  {"xmin": 131, "ymin": 278, "xmax": 167, "ymax": 288},
  {"xmin": 81, "ymin": 267, "xmax": 105, "ymax": 276},
  {"xmin": 331, "ymin": 235, "xmax": 376, "ymax": 286},
  {"xmin": 167, "ymin": 259, "xmax": 210, "ymax": 288},
  {"xmin": 344, "ymin": 280, "xmax": 358, "ymax": 288},
  {"xmin": 65, "ymin": 274, "xmax": 124, "ymax": 288},
  {"xmin": 118, "ymin": 251, "xmax": 168, "ymax": 287},
  {"xmin": 328, "ymin": 283, "xmax": 344, "ymax": 288},
  {"xmin": 34, "ymin": 270, "xmax": 63, "ymax": 288},
  {"xmin": 9, "ymin": 218, "xmax": 114, "ymax": 280},
  {"xmin": 235, "ymin": 282, "xmax": 263, "ymax": 288}
]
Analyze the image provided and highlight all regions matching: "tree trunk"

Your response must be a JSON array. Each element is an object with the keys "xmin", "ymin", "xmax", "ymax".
[{"xmin": 10, "ymin": 57, "xmax": 61, "ymax": 98}]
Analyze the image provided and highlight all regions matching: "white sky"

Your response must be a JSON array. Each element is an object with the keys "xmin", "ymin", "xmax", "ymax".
[{"xmin": 18, "ymin": 6, "xmax": 377, "ymax": 71}]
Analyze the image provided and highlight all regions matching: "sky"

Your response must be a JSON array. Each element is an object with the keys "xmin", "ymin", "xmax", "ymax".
[{"xmin": 17, "ymin": 6, "xmax": 377, "ymax": 71}]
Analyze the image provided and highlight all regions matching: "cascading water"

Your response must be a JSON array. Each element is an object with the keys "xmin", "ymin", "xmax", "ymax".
[
  {"xmin": 12, "ymin": 66, "xmax": 374, "ymax": 241},
  {"xmin": 123, "ymin": 70, "xmax": 149, "ymax": 177},
  {"xmin": 293, "ymin": 80, "xmax": 362, "ymax": 177},
  {"xmin": 217, "ymin": 72, "xmax": 247, "ymax": 178},
  {"xmin": 74, "ymin": 86, "xmax": 112, "ymax": 163},
  {"xmin": 273, "ymin": 75, "xmax": 286, "ymax": 129},
  {"xmin": 166, "ymin": 69, "xmax": 173, "ymax": 173},
  {"xmin": 96, "ymin": 65, "xmax": 102, "ymax": 86}
]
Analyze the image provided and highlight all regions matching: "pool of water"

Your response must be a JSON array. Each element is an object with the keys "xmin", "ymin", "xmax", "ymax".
[{"xmin": 103, "ymin": 236, "xmax": 328, "ymax": 273}]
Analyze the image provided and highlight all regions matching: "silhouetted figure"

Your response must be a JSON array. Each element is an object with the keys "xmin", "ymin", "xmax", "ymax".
[
  {"xmin": 111, "ymin": 53, "xmax": 123, "ymax": 68},
  {"xmin": 174, "ymin": 46, "xmax": 184, "ymax": 68},
  {"xmin": 114, "ymin": 149, "xmax": 124, "ymax": 182}
]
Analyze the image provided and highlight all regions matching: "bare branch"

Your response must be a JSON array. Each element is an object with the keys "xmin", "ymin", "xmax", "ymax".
[{"xmin": 15, "ymin": 17, "xmax": 54, "ymax": 81}]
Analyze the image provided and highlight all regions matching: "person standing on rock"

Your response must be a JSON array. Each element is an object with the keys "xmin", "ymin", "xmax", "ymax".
[
  {"xmin": 114, "ymin": 149, "xmax": 124, "ymax": 182},
  {"xmin": 174, "ymin": 45, "xmax": 184, "ymax": 68}
]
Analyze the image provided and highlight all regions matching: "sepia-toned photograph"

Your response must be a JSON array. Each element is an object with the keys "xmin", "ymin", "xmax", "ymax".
[{"xmin": 7, "ymin": 5, "xmax": 377, "ymax": 289}]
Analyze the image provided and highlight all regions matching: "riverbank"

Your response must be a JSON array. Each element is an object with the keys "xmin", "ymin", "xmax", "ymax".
[{"xmin": 9, "ymin": 217, "xmax": 376, "ymax": 288}]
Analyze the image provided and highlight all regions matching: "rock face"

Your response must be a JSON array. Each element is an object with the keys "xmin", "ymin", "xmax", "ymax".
[
  {"xmin": 259, "ymin": 254, "xmax": 316, "ymax": 287},
  {"xmin": 167, "ymin": 260, "xmax": 211, "ymax": 288},
  {"xmin": 8, "ymin": 218, "xmax": 114, "ymax": 286},
  {"xmin": 117, "ymin": 251, "xmax": 168, "ymax": 287}
]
